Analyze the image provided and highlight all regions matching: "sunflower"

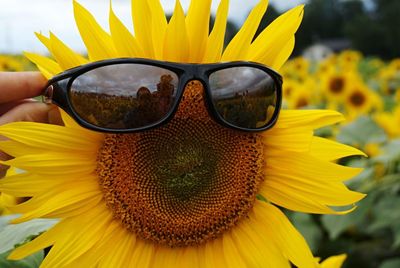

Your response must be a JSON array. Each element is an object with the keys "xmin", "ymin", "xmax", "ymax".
[
  {"xmin": 283, "ymin": 56, "xmax": 310, "ymax": 80},
  {"xmin": 0, "ymin": 0, "xmax": 365, "ymax": 267},
  {"xmin": 0, "ymin": 55, "xmax": 24, "ymax": 72},
  {"xmin": 321, "ymin": 70, "xmax": 358, "ymax": 105},
  {"xmin": 388, "ymin": 58, "xmax": 400, "ymax": 73},
  {"xmin": 337, "ymin": 50, "xmax": 362, "ymax": 71},
  {"xmin": 281, "ymin": 78, "xmax": 299, "ymax": 104},
  {"xmin": 343, "ymin": 82, "xmax": 374, "ymax": 120},
  {"xmin": 286, "ymin": 78, "xmax": 318, "ymax": 110},
  {"xmin": 374, "ymin": 105, "xmax": 400, "ymax": 138}
]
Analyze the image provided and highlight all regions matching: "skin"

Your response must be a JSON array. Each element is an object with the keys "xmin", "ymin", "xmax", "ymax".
[{"xmin": 0, "ymin": 72, "xmax": 62, "ymax": 178}]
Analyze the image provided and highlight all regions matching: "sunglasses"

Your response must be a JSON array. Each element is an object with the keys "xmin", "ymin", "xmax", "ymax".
[{"xmin": 43, "ymin": 58, "xmax": 282, "ymax": 133}]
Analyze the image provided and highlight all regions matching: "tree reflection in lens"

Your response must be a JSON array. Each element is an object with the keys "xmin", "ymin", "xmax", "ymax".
[
  {"xmin": 123, "ymin": 74, "xmax": 176, "ymax": 128},
  {"xmin": 209, "ymin": 67, "xmax": 277, "ymax": 129}
]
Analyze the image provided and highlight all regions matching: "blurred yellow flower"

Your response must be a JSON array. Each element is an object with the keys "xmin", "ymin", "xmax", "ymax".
[
  {"xmin": 0, "ymin": 55, "xmax": 24, "ymax": 72},
  {"xmin": 338, "ymin": 50, "xmax": 362, "ymax": 71},
  {"xmin": 374, "ymin": 106, "xmax": 400, "ymax": 138},
  {"xmin": 344, "ymin": 81, "xmax": 375, "ymax": 120}
]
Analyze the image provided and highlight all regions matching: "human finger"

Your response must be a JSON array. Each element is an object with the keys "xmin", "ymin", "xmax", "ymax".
[
  {"xmin": 0, "ymin": 72, "xmax": 47, "ymax": 103},
  {"xmin": 0, "ymin": 99, "xmax": 37, "ymax": 116},
  {"xmin": 0, "ymin": 102, "xmax": 63, "ymax": 126}
]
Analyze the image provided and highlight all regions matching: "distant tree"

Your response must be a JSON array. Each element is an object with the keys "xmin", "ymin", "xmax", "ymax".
[
  {"xmin": 294, "ymin": 0, "xmax": 345, "ymax": 55},
  {"xmin": 345, "ymin": 0, "xmax": 400, "ymax": 58}
]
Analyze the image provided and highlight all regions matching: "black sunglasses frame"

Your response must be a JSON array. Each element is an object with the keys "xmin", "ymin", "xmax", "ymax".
[{"xmin": 43, "ymin": 58, "xmax": 283, "ymax": 133}]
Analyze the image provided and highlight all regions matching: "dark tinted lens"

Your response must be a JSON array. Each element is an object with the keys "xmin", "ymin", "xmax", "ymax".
[
  {"xmin": 70, "ymin": 64, "xmax": 178, "ymax": 130},
  {"xmin": 209, "ymin": 66, "xmax": 279, "ymax": 130}
]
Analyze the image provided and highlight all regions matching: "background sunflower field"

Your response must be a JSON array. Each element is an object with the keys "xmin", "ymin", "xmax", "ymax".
[{"xmin": 1, "ymin": 0, "xmax": 399, "ymax": 267}]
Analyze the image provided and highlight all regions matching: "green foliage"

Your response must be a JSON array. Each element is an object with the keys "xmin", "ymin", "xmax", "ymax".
[
  {"xmin": 0, "ymin": 250, "xmax": 44, "ymax": 268},
  {"xmin": 0, "ymin": 216, "xmax": 57, "ymax": 254},
  {"xmin": 337, "ymin": 116, "xmax": 387, "ymax": 147},
  {"xmin": 380, "ymin": 259, "xmax": 400, "ymax": 268},
  {"xmin": 321, "ymin": 195, "xmax": 373, "ymax": 240}
]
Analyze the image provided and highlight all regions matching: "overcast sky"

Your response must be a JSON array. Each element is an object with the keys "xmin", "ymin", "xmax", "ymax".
[{"xmin": 0, "ymin": 0, "xmax": 305, "ymax": 53}]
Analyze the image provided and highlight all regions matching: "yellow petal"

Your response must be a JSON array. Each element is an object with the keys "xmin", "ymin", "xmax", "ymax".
[
  {"xmin": 66, "ymin": 220, "xmax": 123, "ymax": 268},
  {"xmin": 0, "ymin": 140, "xmax": 47, "ymax": 157},
  {"xmin": 203, "ymin": 238, "xmax": 228, "ymax": 268},
  {"xmin": 10, "ymin": 180, "xmax": 101, "ymax": 222},
  {"xmin": 128, "ymin": 240, "xmax": 154, "ymax": 268},
  {"xmin": 222, "ymin": 0, "xmax": 268, "ymax": 61},
  {"xmin": 271, "ymin": 36, "xmax": 295, "ymax": 70},
  {"xmin": 262, "ymin": 127, "xmax": 313, "ymax": 152},
  {"xmin": 152, "ymin": 245, "xmax": 180, "ymax": 268},
  {"xmin": 203, "ymin": 0, "xmax": 229, "ymax": 63},
  {"xmin": 49, "ymin": 32, "xmax": 88, "ymax": 70},
  {"xmin": 99, "ymin": 232, "xmax": 136, "ymax": 268},
  {"xmin": 249, "ymin": 5, "xmax": 304, "ymax": 69},
  {"xmin": 276, "ymin": 110, "xmax": 344, "ymax": 130},
  {"xmin": 222, "ymin": 233, "xmax": 247, "ymax": 268},
  {"xmin": 163, "ymin": 0, "xmax": 189, "ymax": 62},
  {"xmin": 310, "ymin": 136, "xmax": 367, "ymax": 161},
  {"xmin": 23, "ymin": 52, "xmax": 62, "ymax": 78},
  {"xmin": 1, "ymin": 153, "xmax": 96, "ymax": 176},
  {"xmin": 320, "ymin": 254, "xmax": 347, "ymax": 268},
  {"xmin": 265, "ymin": 152, "xmax": 363, "ymax": 182},
  {"xmin": 0, "ymin": 122, "xmax": 102, "ymax": 152},
  {"xmin": 9, "ymin": 221, "xmax": 63, "ymax": 260},
  {"xmin": 230, "ymin": 218, "xmax": 290, "ymax": 267},
  {"xmin": 60, "ymin": 110, "xmax": 84, "ymax": 129},
  {"xmin": 186, "ymin": 0, "xmax": 212, "ymax": 62},
  {"xmin": 252, "ymin": 201, "xmax": 316, "ymax": 268},
  {"xmin": 180, "ymin": 246, "xmax": 201, "ymax": 268},
  {"xmin": 148, "ymin": 0, "xmax": 167, "ymax": 60},
  {"xmin": 40, "ymin": 206, "xmax": 113, "ymax": 268},
  {"xmin": 109, "ymin": 3, "xmax": 143, "ymax": 58},
  {"xmin": 35, "ymin": 32, "xmax": 53, "ymax": 54},
  {"xmin": 131, "ymin": 0, "xmax": 154, "ymax": 58},
  {"xmin": 261, "ymin": 172, "xmax": 366, "ymax": 214},
  {"xmin": 0, "ymin": 172, "xmax": 69, "ymax": 197},
  {"xmin": 73, "ymin": 0, "xmax": 117, "ymax": 61}
]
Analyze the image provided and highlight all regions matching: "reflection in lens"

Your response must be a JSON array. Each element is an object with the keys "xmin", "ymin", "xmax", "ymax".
[
  {"xmin": 209, "ymin": 66, "xmax": 278, "ymax": 129},
  {"xmin": 70, "ymin": 64, "xmax": 178, "ymax": 130}
]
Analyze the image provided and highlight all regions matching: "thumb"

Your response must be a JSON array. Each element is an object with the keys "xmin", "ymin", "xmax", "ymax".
[{"xmin": 0, "ymin": 102, "xmax": 63, "ymax": 126}]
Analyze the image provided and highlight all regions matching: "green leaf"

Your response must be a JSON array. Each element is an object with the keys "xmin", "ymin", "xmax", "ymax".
[
  {"xmin": 369, "ymin": 195, "xmax": 400, "ymax": 231},
  {"xmin": 393, "ymin": 224, "xmax": 400, "ymax": 249},
  {"xmin": 380, "ymin": 258, "xmax": 400, "ymax": 268},
  {"xmin": 337, "ymin": 116, "xmax": 387, "ymax": 147},
  {"xmin": 373, "ymin": 140, "xmax": 400, "ymax": 165},
  {"xmin": 0, "ymin": 216, "xmax": 57, "ymax": 254},
  {"xmin": 368, "ymin": 194, "xmax": 400, "ymax": 249},
  {"xmin": 0, "ymin": 250, "xmax": 43, "ymax": 268},
  {"xmin": 321, "ymin": 195, "xmax": 374, "ymax": 240},
  {"xmin": 0, "ymin": 215, "xmax": 18, "ymax": 231}
]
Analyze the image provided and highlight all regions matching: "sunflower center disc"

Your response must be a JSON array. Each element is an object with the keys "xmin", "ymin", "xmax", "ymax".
[
  {"xmin": 349, "ymin": 91, "xmax": 366, "ymax": 107},
  {"xmin": 329, "ymin": 77, "xmax": 345, "ymax": 94},
  {"xmin": 97, "ymin": 81, "xmax": 264, "ymax": 247}
]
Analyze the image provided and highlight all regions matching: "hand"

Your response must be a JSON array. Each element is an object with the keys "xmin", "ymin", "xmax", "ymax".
[{"xmin": 0, "ymin": 72, "xmax": 62, "ymax": 178}]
